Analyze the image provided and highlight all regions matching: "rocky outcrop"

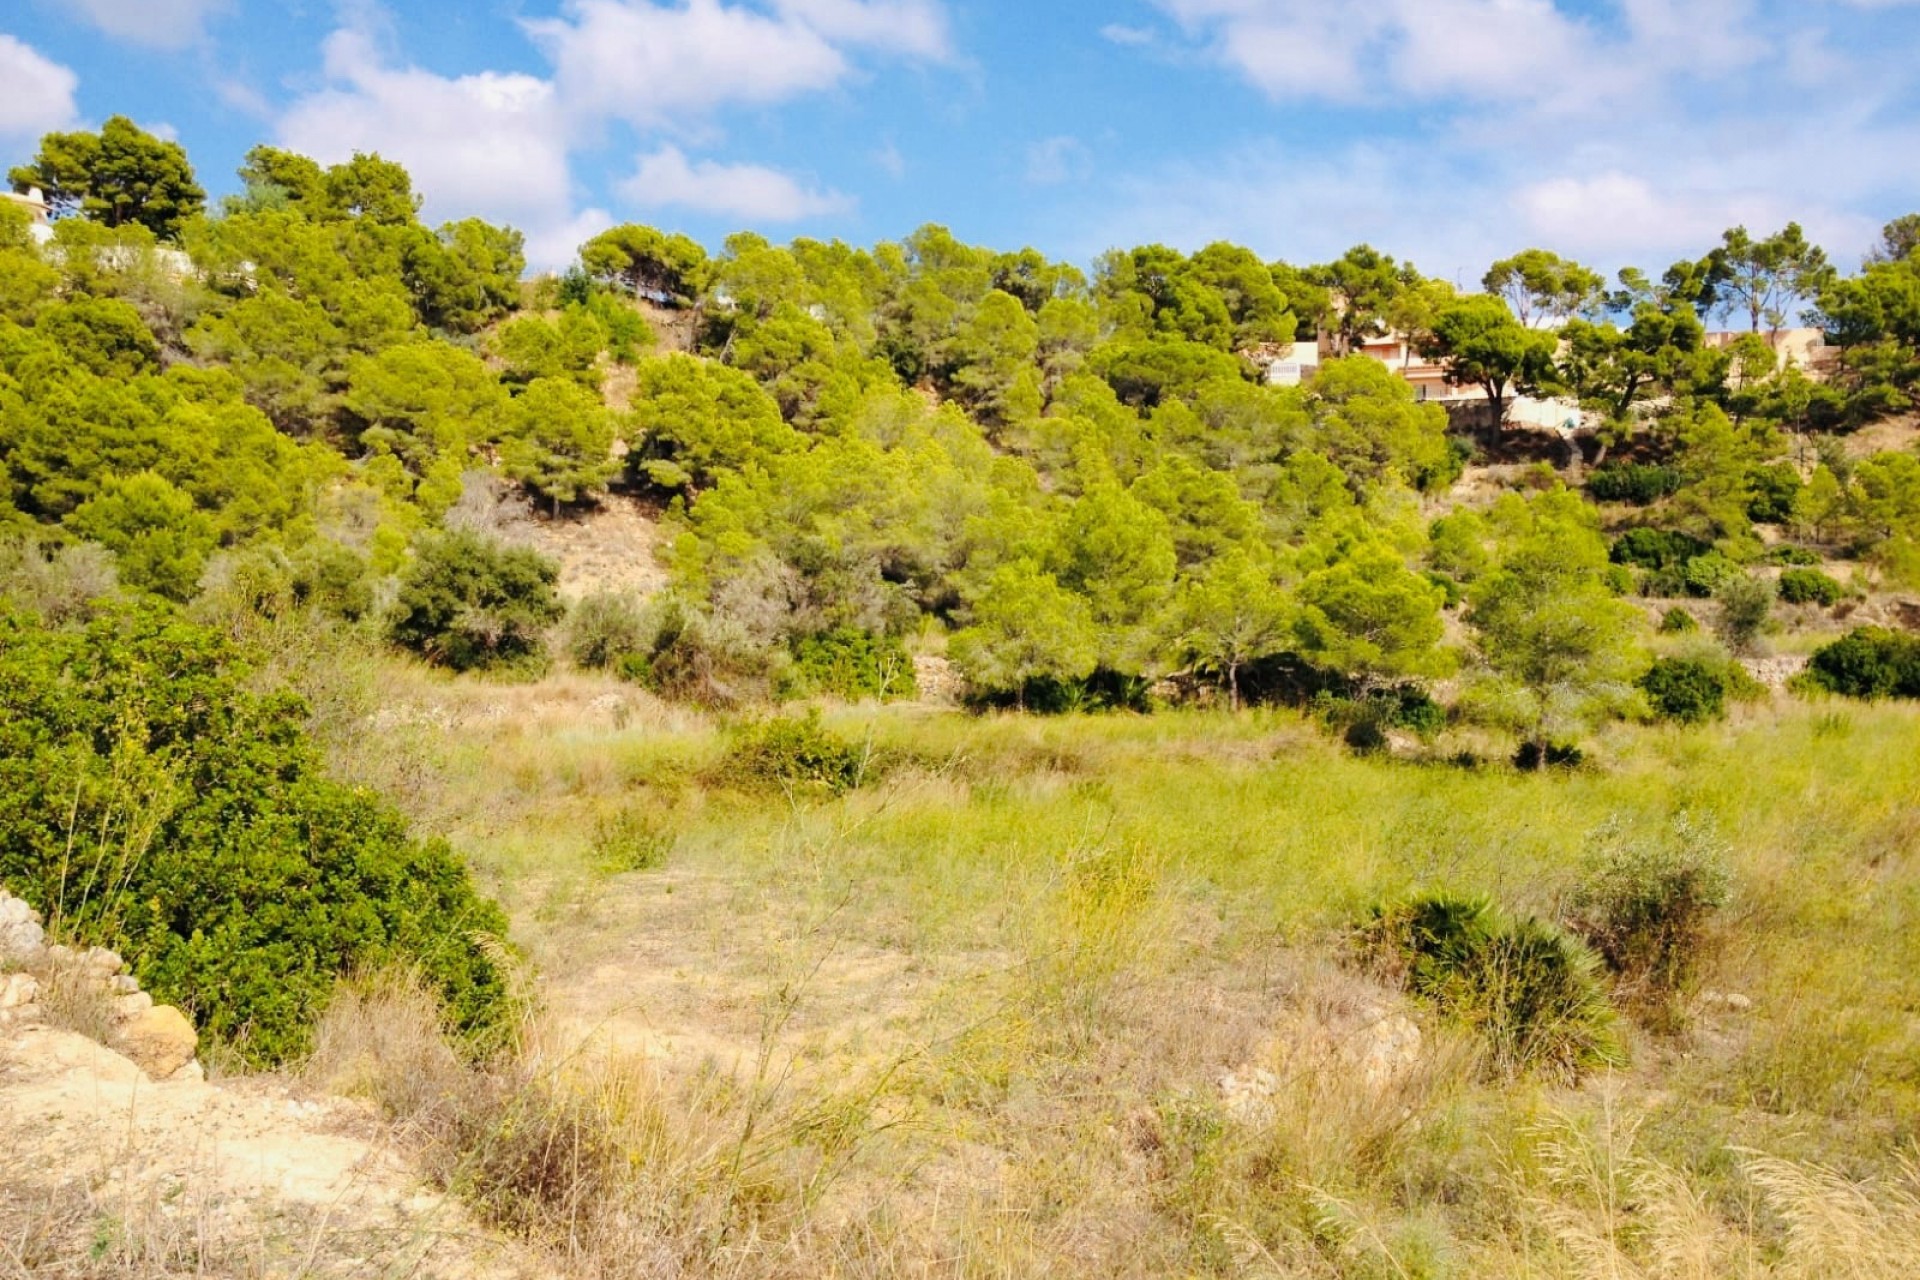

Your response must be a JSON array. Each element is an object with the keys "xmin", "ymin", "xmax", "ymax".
[
  {"xmin": 0, "ymin": 885, "xmax": 199, "ymax": 1080},
  {"xmin": 1218, "ymin": 989, "xmax": 1426, "ymax": 1125}
]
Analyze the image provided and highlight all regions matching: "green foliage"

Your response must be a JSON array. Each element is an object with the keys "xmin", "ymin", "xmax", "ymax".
[
  {"xmin": 1712, "ymin": 572, "xmax": 1775, "ymax": 654},
  {"xmin": 491, "ymin": 308, "xmax": 606, "ymax": 390},
  {"xmin": 792, "ymin": 627, "xmax": 916, "ymax": 702},
  {"xmin": 1361, "ymin": 894, "xmax": 1624, "ymax": 1081},
  {"xmin": 388, "ymin": 531, "xmax": 563, "ymax": 672},
  {"xmin": 951, "ymin": 560, "xmax": 1099, "ymax": 706},
  {"xmin": 588, "ymin": 807, "xmax": 674, "ymax": 874},
  {"xmin": 1173, "ymin": 548, "xmax": 1292, "ymax": 710},
  {"xmin": 67, "ymin": 472, "xmax": 215, "ymax": 600},
  {"xmin": 1468, "ymin": 490, "xmax": 1647, "ymax": 756},
  {"xmin": 1658, "ymin": 606, "xmax": 1699, "ymax": 634},
  {"xmin": 1639, "ymin": 655, "xmax": 1732, "ymax": 723},
  {"xmin": 580, "ymin": 224, "xmax": 708, "ymax": 305},
  {"xmin": 0, "ymin": 602, "xmax": 514, "ymax": 1064},
  {"xmin": 714, "ymin": 710, "xmax": 870, "ymax": 795},
  {"xmin": 10, "ymin": 115, "xmax": 206, "ymax": 238},
  {"xmin": 1804, "ymin": 627, "xmax": 1920, "ymax": 699},
  {"xmin": 500, "ymin": 376, "xmax": 619, "ymax": 510},
  {"xmin": 1777, "ymin": 567, "xmax": 1846, "ymax": 607},
  {"xmin": 1747, "ymin": 462, "xmax": 1803, "ymax": 524},
  {"xmin": 1586, "ymin": 463, "xmax": 1683, "ymax": 506},
  {"xmin": 626, "ymin": 354, "xmax": 799, "ymax": 492},
  {"xmin": 1304, "ymin": 355, "xmax": 1458, "ymax": 492},
  {"xmin": 1294, "ymin": 542, "xmax": 1452, "ymax": 686},
  {"xmin": 567, "ymin": 591, "xmax": 649, "ymax": 671},
  {"xmin": 611, "ymin": 594, "xmax": 788, "ymax": 708},
  {"xmin": 1568, "ymin": 815, "xmax": 1731, "ymax": 1014},
  {"xmin": 1420, "ymin": 295, "xmax": 1557, "ymax": 431},
  {"xmin": 1484, "ymin": 248, "xmax": 1603, "ymax": 326}
]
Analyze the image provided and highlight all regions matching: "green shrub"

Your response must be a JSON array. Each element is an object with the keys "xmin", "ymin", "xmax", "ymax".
[
  {"xmin": 1360, "ymin": 894, "xmax": 1624, "ymax": 1081},
  {"xmin": 792, "ymin": 627, "xmax": 917, "ymax": 702},
  {"xmin": 1746, "ymin": 462, "xmax": 1803, "ymax": 524},
  {"xmin": 567, "ymin": 591, "xmax": 648, "ymax": 670},
  {"xmin": 1639, "ymin": 656, "xmax": 1730, "ymax": 724},
  {"xmin": 614, "ymin": 594, "xmax": 788, "ymax": 707},
  {"xmin": 388, "ymin": 531, "xmax": 562, "ymax": 672},
  {"xmin": 714, "ymin": 710, "xmax": 872, "ymax": 795},
  {"xmin": 0, "ymin": 602, "xmax": 516, "ymax": 1065},
  {"xmin": 588, "ymin": 807, "xmax": 675, "ymax": 874},
  {"xmin": 1611, "ymin": 527, "xmax": 1710, "ymax": 571},
  {"xmin": 1513, "ymin": 740, "xmax": 1584, "ymax": 770},
  {"xmin": 1658, "ymin": 607, "xmax": 1699, "ymax": 634},
  {"xmin": 1777, "ymin": 567, "xmax": 1846, "ymax": 607},
  {"xmin": 1712, "ymin": 573, "xmax": 1775, "ymax": 653},
  {"xmin": 1683, "ymin": 551, "xmax": 1744, "ymax": 599},
  {"xmin": 1568, "ymin": 815, "xmax": 1731, "ymax": 1017},
  {"xmin": 1587, "ymin": 463, "xmax": 1683, "ymax": 506},
  {"xmin": 290, "ymin": 541, "xmax": 375, "ymax": 621},
  {"xmin": 1764, "ymin": 545, "xmax": 1823, "ymax": 567},
  {"xmin": 1805, "ymin": 627, "xmax": 1920, "ymax": 699}
]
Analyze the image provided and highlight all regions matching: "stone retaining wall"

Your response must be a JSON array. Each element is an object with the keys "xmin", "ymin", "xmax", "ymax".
[{"xmin": 0, "ymin": 886, "xmax": 200, "ymax": 1080}]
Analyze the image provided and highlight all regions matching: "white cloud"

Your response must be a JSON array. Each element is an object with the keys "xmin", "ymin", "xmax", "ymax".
[
  {"xmin": 771, "ymin": 0, "xmax": 951, "ymax": 58},
  {"xmin": 1100, "ymin": 23, "xmax": 1155, "ymax": 46},
  {"xmin": 0, "ymin": 35, "xmax": 79, "ymax": 145},
  {"xmin": 525, "ymin": 206, "xmax": 617, "ymax": 273},
  {"xmin": 525, "ymin": 0, "xmax": 952, "ymax": 130},
  {"xmin": 873, "ymin": 139, "xmax": 907, "ymax": 178},
  {"xmin": 1025, "ymin": 135, "xmax": 1091, "ymax": 186},
  {"xmin": 527, "ymin": 0, "xmax": 846, "ymax": 129},
  {"xmin": 63, "ymin": 0, "xmax": 229, "ymax": 49},
  {"xmin": 618, "ymin": 145, "xmax": 852, "ymax": 221},
  {"xmin": 1147, "ymin": 0, "xmax": 1768, "ymax": 110},
  {"xmin": 277, "ymin": 29, "xmax": 582, "ymax": 263}
]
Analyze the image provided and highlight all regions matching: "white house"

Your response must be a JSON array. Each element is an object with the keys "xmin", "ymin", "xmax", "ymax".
[{"xmin": 2, "ymin": 187, "xmax": 54, "ymax": 245}]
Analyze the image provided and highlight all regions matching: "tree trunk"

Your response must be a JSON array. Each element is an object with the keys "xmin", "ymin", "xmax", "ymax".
[{"xmin": 1227, "ymin": 661, "xmax": 1241, "ymax": 714}]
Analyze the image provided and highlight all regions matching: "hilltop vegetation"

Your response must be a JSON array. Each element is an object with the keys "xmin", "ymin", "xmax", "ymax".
[
  {"xmin": 5, "ymin": 120, "xmax": 1920, "ymax": 734},
  {"xmin": 6, "ymin": 119, "xmax": 1920, "ymax": 1277}
]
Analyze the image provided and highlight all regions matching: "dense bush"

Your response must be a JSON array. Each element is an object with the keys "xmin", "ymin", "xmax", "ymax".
[
  {"xmin": 1712, "ymin": 573, "xmax": 1775, "ymax": 653},
  {"xmin": 713, "ymin": 711, "xmax": 872, "ymax": 795},
  {"xmin": 1746, "ymin": 462, "xmax": 1804, "ymax": 524},
  {"xmin": 792, "ymin": 627, "xmax": 917, "ymax": 702},
  {"xmin": 1639, "ymin": 655, "xmax": 1731, "ymax": 723},
  {"xmin": 1777, "ymin": 567, "xmax": 1846, "ymax": 607},
  {"xmin": 1513, "ymin": 740, "xmax": 1585, "ymax": 770},
  {"xmin": 1611, "ymin": 527, "xmax": 1711, "ymax": 571},
  {"xmin": 388, "ymin": 531, "xmax": 563, "ymax": 672},
  {"xmin": 612, "ymin": 594, "xmax": 788, "ymax": 707},
  {"xmin": 567, "ymin": 590, "xmax": 648, "ymax": 670},
  {"xmin": 1658, "ymin": 607, "xmax": 1699, "ymax": 634},
  {"xmin": 1765, "ymin": 545, "xmax": 1823, "ymax": 567},
  {"xmin": 0, "ymin": 602, "xmax": 516, "ymax": 1064},
  {"xmin": 1804, "ymin": 627, "xmax": 1920, "ymax": 699},
  {"xmin": 1568, "ymin": 816, "xmax": 1731, "ymax": 1017},
  {"xmin": 1587, "ymin": 463, "xmax": 1683, "ymax": 506},
  {"xmin": 1360, "ymin": 893, "xmax": 1623, "ymax": 1081}
]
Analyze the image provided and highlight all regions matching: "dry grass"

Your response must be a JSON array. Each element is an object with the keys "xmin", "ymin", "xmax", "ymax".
[{"xmin": 263, "ymin": 642, "xmax": 1920, "ymax": 1277}]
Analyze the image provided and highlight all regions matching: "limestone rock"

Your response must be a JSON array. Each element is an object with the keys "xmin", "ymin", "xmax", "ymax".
[
  {"xmin": 0, "ymin": 972, "xmax": 39, "ymax": 1009},
  {"xmin": 1350, "ymin": 1005, "xmax": 1423, "ymax": 1088},
  {"xmin": 111, "ymin": 1005, "xmax": 198, "ymax": 1079},
  {"xmin": 113, "ymin": 990, "xmax": 154, "ymax": 1021},
  {"xmin": 0, "ymin": 892, "xmax": 45, "ymax": 966}
]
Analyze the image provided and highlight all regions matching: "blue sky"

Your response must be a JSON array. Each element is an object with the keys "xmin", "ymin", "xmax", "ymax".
[{"xmin": 3, "ymin": 0, "xmax": 1919, "ymax": 280}]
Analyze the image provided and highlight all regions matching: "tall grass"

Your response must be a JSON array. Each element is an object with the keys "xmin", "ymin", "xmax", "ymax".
[{"xmin": 293, "ymin": 662, "xmax": 1920, "ymax": 1277}]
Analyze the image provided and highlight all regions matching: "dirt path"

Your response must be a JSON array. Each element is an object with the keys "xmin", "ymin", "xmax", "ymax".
[{"xmin": 0, "ymin": 1026, "xmax": 534, "ymax": 1278}]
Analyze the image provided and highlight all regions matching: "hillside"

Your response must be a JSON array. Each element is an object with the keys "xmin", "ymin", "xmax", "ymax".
[{"xmin": 6, "ymin": 121, "xmax": 1920, "ymax": 1278}]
